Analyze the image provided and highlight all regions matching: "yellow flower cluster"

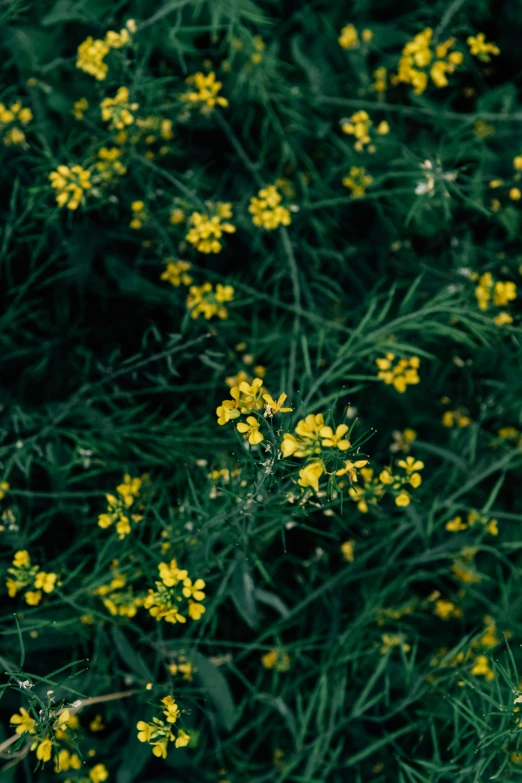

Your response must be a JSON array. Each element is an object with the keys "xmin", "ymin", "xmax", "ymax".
[
  {"xmin": 376, "ymin": 353, "xmax": 420, "ymax": 392},
  {"xmin": 76, "ymin": 24, "xmax": 133, "ymax": 81},
  {"xmin": 6, "ymin": 550, "xmax": 58, "ymax": 606},
  {"xmin": 180, "ymin": 71, "xmax": 228, "ymax": 115},
  {"xmin": 11, "ymin": 706, "xmax": 77, "ymax": 765},
  {"xmin": 95, "ymin": 146, "xmax": 127, "ymax": 181},
  {"xmin": 338, "ymin": 24, "xmax": 373, "ymax": 50},
  {"xmin": 442, "ymin": 408, "xmax": 471, "ymax": 428},
  {"xmin": 186, "ymin": 282, "xmax": 234, "ymax": 320},
  {"xmin": 380, "ymin": 634, "xmax": 411, "ymax": 654},
  {"xmin": 430, "ymin": 616, "xmax": 499, "ymax": 682},
  {"xmin": 93, "ymin": 560, "xmax": 144, "ymax": 618},
  {"xmin": 347, "ymin": 456, "xmax": 423, "ymax": 512},
  {"xmin": 446, "ymin": 509, "xmax": 498, "ymax": 536},
  {"xmin": 97, "ymin": 474, "xmax": 143, "ymax": 539},
  {"xmin": 168, "ymin": 656, "xmax": 196, "ymax": 680},
  {"xmin": 72, "ymin": 97, "xmax": 88, "ymax": 119},
  {"xmin": 217, "ymin": 377, "xmax": 292, "ymax": 445},
  {"xmin": 281, "ymin": 413, "xmax": 368, "ymax": 493},
  {"xmin": 144, "ymin": 558, "xmax": 206, "ymax": 624},
  {"xmin": 137, "ymin": 696, "xmax": 189, "ymax": 758},
  {"xmin": 249, "ymin": 185, "xmax": 291, "ymax": 230},
  {"xmin": 186, "ymin": 202, "xmax": 236, "ymax": 253},
  {"xmin": 161, "ymin": 259, "xmax": 193, "ymax": 287},
  {"xmin": 342, "ymin": 166, "xmax": 373, "ymax": 198},
  {"xmin": 389, "ymin": 428, "xmax": 417, "ymax": 453},
  {"xmin": 395, "ymin": 28, "xmax": 463, "ymax": 94},
  {"xmin": 100, "ymin": 86, "xmax": 138, "ymax": 130},
  {"xmin": 372, "ymin": 66, "xmax": 388, "ymax": 94},
  {"xmin": 467, "ymin": 33, "xmax": 500, "ymax": 62},
  {"xmin": 0, "ymin": 100, "xmax": 32, "ymax": 145},
  {"xmin": 49, "ymin": 164, "xmax": 91, "ymax": 210},
  {"xmin": 341, "ymin": 111, "xmax": 389, "ymax": 152},
  {"xmin": 474, "ymin": 271, "xmax": 516, "ymax": 326},
  {"xmin": 130, "ymin": 200, "xmax": 148, "ymax": 230},
  {"xmin": 261, "ymin": 649, "xmax": 291, "ymax": 671}
]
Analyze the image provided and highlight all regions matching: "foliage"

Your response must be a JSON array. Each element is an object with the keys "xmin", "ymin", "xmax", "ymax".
[{"xmin": 1, "ymin": 0, "xmax": 522, "ymax": 781}]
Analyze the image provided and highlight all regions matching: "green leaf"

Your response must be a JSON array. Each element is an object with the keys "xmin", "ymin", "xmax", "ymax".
[
  {"xmin": 191, "ymin": 652, "xmax": 236, "ymax": 731},
  {"xmin": 230, "ymin": 558, "xmax": 259, "ymax": 629},
  {"xmin": 111, "ymin": 628, "xmax": 152, "ymax": 682},
  {"xmin": 255, "ymin": 588, "xmax": 290, "ymax": 618}
]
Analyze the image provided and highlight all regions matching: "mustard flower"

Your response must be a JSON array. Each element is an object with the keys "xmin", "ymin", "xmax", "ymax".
[
  {"xmin": 49, "ymin": 165, "xmax": 91, "ymax": 210},
  {"xmin": 467, "ymin": 33, "xmax": 500, "ymax": 62},
  {"xmin": 262, "ymin": 392, "xmax": 293, "ymax": 416},
  {"xmin": 100, "ymin": 86, "xmax": 138, "ymax": 130},
  {"xmin": 76, "ymin": 36, "xmax": 110, "ymax": 80},
  {"xmin": 376, "ymin": 353, "xmax": 420, "ymax": 392},
  {"xmin": 186, "ymin": 203, "xmax": 236, "ymax": 253},
  {"xmin": 89, "ymin": 763, "xmax": 109, "ymax": 782},
  {"xmin": 261, "ymin": 649, "xmax": 291, "ymax": 671},
  {"xmin": 161, "ymin": 260, "xmax": 192, "ymax": 287},
  {"xmin": 11, "ymin": 707, "xmax": 37, "ymax": 735},
  {"xmin": 341, "ymin": 540, "xmax": 355, "ymax": 562},
  {"xmin": 55, "ymin": 749, "xmax": 82, "ymax": 772},
  {"xmin": 342, "ymin": 167, "xmax": 373, "ymax": 197},
  {"xmin": 249, "ymin": 185, "xmax": 291, "ymax": 230},
  {"xmin": 237, "ymin": 415, "xmax": 264, "ymax": 445},
  {"xmin": 32, "ymin": 736, "xmax": 52, "ymax": 763},
  {"xmin": 297, "ymin": 460, "xmax": 324, "ymax": 492},
  {"xmin": 0, "ymin": 101, "xmax": 32, "ymax": 146},
  {"xmin": 187, "ymin": 282, "xmax": 234, "ymax": 319},
  {"xmin": 180, "ymin": 71, "xmax": 228, "ymax": 115}
]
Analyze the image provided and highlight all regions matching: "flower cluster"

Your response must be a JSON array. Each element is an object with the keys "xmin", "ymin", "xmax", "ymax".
[
  {"xmin": 217, "ymin": 377, "xmax": 292, "ymax": 445},
  {"xmin": 446, "ymin": 510, "xmax": 498, "ymax": 536},
  {"xmin": 186, "ymin": 282, "xmax": 234, "ymax": 320},
  {"xmin": 376, "ymin": 353, "xmax": 420, "ymax": 392},
  {"xmin": 261, "ymin": 649, "xmax": 291, "ymax": 671},
  {"xmin": 389, "ymin": 428, "xmax": 417, "ymax": 453},
  {"xmin": 161, "ymin": 259, "xmax": 193, "ymax": 287},
  {"xmin": 338, "ymin": 24, "xmax": 372, "ymax": 50},
  {"xmin": 442, "ymin": 407, "xmax": 471, "ymax": 428},
  {"xmin": 0, "ymin": 101, "xmax": 32, "ymax": 145},
  {"xmin": 281, "ymin": 413, "xmax": 368, "ymax": 494},
  {"xmin": 93, "ymin": 560, "xmax": 144, "ymax": 618},
  {"xmin": 395, "ymin": 28, "xmax": 463, "ymax": 94},
  {"xmin": 49, "ymin": 165, "xmax": 91, "ymax": 210},
  {"xmin": 97, "ymin": 474, "xmax": 143, "ymax": 539},
  {"xmin": 137, "ymin": 696, "xmax": 189, "ymax": 758},
  {"xmin": 100, "ymin": 86, "xmax": 138, "ymax": 130},
  {"xmin": 180, "ymin": 71, "xmax": 228, "ymax": 115},
  {"xmin": 467, "ymin": 33, "xmax": 500, "ymax": 62},
  {"xmin": 249, "ymin": 185, "xmax": 291, "ymax": 230},
  {"xmin": 346, "ymin": 456, "xmax": 423, "ymax": 512},
  {"xmin": 474, "ymin": 271, "xmax": 516, "ymax": 326},
  {"xmin": 342, "ymin": 166, "xmax": 373, "ymax": 197},
  {"xmin": 95, "ymin": 146, "xmax": 127, "ymax": 181},
  {"xmin": 10, "ymin": 702, "xmax": 77, "ymax": 766},
  {"xmin": 341, "ymin": 111, "xmax": 389, "ymax": 152},
  {"xmin": 76, "ymin": 23, "xmax": 134, "ymax": 81},
  {"xmin": 6, "ymin": 550, "xmax": 58, "ymax": 606},
  {"xmin": 129, "ymin": 200, "xmax": 148, "ymax": 230},
  {"xmin": 144, "ymin": 559, "xmax": 206, "ymax": 624},
  {"xmin": 186, "ymin": 202, "xmax": 236, "ymax": 253}
]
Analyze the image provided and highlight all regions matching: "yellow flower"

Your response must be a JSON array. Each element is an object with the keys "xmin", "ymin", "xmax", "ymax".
[
  {"xmin": 34, "ymin": 571, "xmax": 57, "ymax": 593},
  {"xmin": 261, "ymin": 649, "xmax": 291, "ymax": 671},
  {"xmin": 137, "ymin": 720, "xmax": 154, "ymax": 743},
  {"xmin": 471, "ymin": 654, "xmax": 494, "ymax": 680},
  {"xmin": 338, "ymin": 24, "xmax": 359, "ymax": 50},
  {"xmin": 320, "ymin": 424, "xmax": 350, "ymax": 450},
  {"xmin": 434, "ymin": 599, "xmax": 461, "ymax": 620},
  {"xmin": 89, "ymin": 763, "xmax": 109, "ymax": 782},
  {"xmin": 100, "ymin": 86, "xmax": 138, "ymax": 130},
  {"xmin": 262, "ymin": 393, "xmax": 293, "ymax": 416},
  {"xmin": 161, "ymin": 695, "xmax": 180, "ymax": 723},
  {"xmin": 175, "ymin": 729, "xmax": 190, "ymax": 748},
  {"xmin": 380, "ymin": 634, "xmax": 410, "ymax": 654},
  {"xmin": 467, "ymin": 33, "xmax": 500, "ymax": 62},
  {"xmin": 182, "ymin": 578, "xmax": 206, "ymax": 601},
  {"xmin": 76, "ymin": 36, "xmax": 110, "ymax": 80},
  {"xmin": 180, "ymin": 72, "xmax": 228, "ymax": 115},
  {"xmin": 25, "ymin": 590, "xmax": 42, "ymax": 605},
  {"xmin": 188, "ymin": 600, "xmax": 206, "ymax": 620},
  {"xmin": 13, "ymin": 549, "xmax": 30, "ymax": 567},
  {"xmin": 342, "ymin": 166, "xmax": 373, "ymax": 197},
  {"xmin": 446, "ymin": 515, "xmax": 467, "ymax": 532},
  {"xmin": 49, "ymin": 164, "xmax": 91, "ymax": 210},
  {"xmin": 10, "ymin": 707, "xmax": 37, "ymax": 735},
  {"xmin": 397, "ymin": 456, "xmax": 424, "ymax": 474},
  {"xmin": 297, "ymin": 460, "xmax": 324, "ymax": 493},
  {"xmin": 33, "ymin": 736, "xmax": 52, "ymax": 763},
  {"xmin": 161, "ymin": 260, "xmax": 192, "ymax": 287},
  {"xmin": 237, "ymin": 416, "xmax": 264, "ymax": 445},
  {"xmin": 249, "ymin": 185, "xmax": 291, "ymax": 230},
  {"xmin": 341, "ymin": 540, "xmax": 355, "ymax": 562},
  {"xmin": 395, "ymin": 491, "xmax": 410, "ymax": 507},
  {"xmin": 90, "ymin": 714, "xmax": 105, "ymax": 732},
  {"xmin": 152, "ymin": 738, "xmax": 169, "ymax": 758},
  {"xmin": 0, "ymin": 480, "xmax": 9, "ymax": 499},
  {"xmin": 55, "ymin": 749, "xmax": 82, "ymax": 772},
  {"xmin": 336, "ymin": 458, "xmax": 369, "ymax": 483},
  {"xmin": 187, "ymin": 282, "xmax": 234, "ymax": 319}
]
